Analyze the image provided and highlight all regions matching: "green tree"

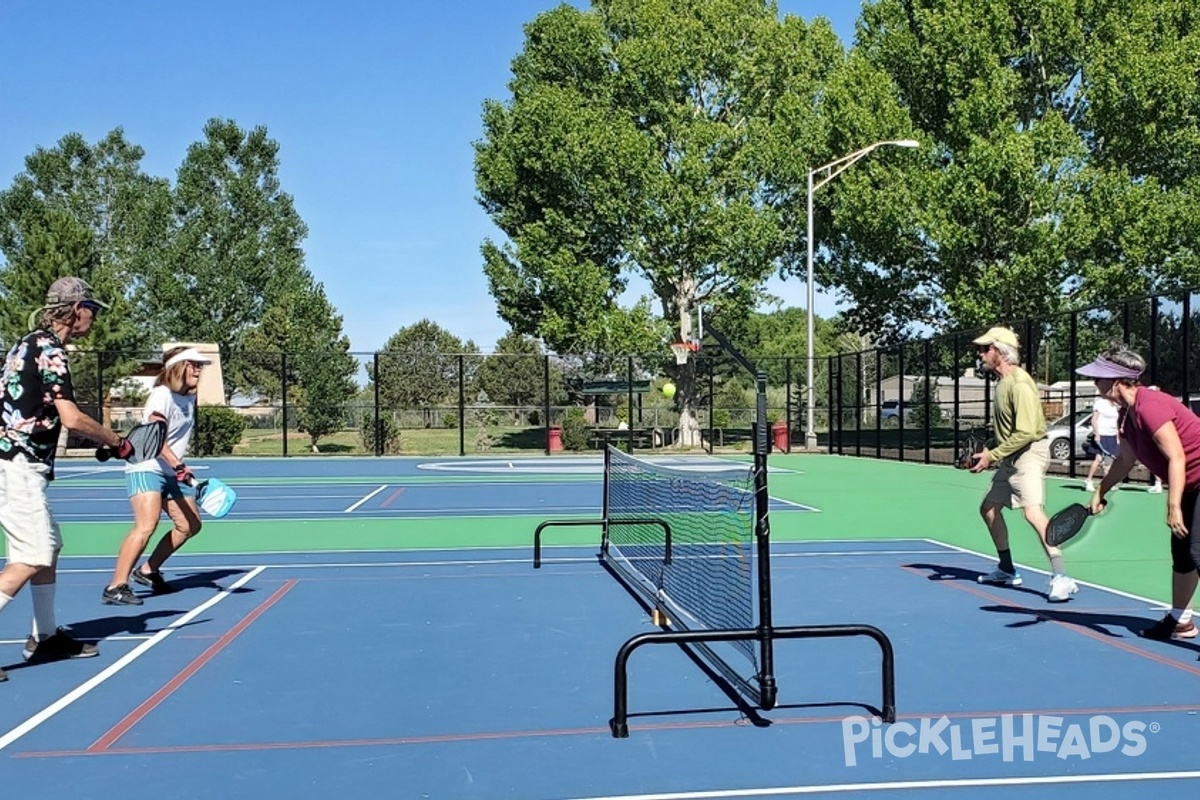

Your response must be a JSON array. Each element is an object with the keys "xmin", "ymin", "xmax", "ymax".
[
  {"xmin": 242, "ymin": 280, "xmax": 359, "ymax": 451},
  {"xmin": 0, "ymin": 130, "xmax": 170, "ymax": 354},
  {"xmin": 475, "ymin": 0, "xmax": 848, "ymax": 444},
  {"xmin": 814, "ymin": 0, "xmax": 1200, "ymax": 338},
  {"xmin": 908, "ymin": 376, "xmax": 944, "ymax": 426},
  {"xmin": 0, "ymin": 130, "xmax": 172, "ymax": 424},
  {"xmin": 372, "ymin": 320, "xmax": 476, "ymax": 427},
  {"xmin": 474, "ymin": 332, "xmax": 562, "ymax": 418},
  {"xmin": 147, "ymin": 119, "xmax": 312, "ymax": 398}
]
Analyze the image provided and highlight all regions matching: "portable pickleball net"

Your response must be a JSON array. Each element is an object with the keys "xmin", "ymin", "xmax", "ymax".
[{"xmin": 534, "ymin": 316, "xmax": 897, "ymax": 737}]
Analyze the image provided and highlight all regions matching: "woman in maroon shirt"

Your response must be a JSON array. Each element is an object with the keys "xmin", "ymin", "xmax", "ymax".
[{"xmin": 1079, "ymin": 345, "xmax": 1200, "ymax": 641}]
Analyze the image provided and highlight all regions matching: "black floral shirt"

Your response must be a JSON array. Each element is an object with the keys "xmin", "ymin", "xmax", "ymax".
[{"xmin": 0, "ymin": 329, "xmax": 75, "ymax": 478}]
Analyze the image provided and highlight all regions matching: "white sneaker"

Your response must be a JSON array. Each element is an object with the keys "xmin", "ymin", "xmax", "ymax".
[
  {"xmin": 977, "ymin": 568, "xmax": 1023, "ymax": 587},
  {"xmin": 1048, "ymin": 574, "xmax": 1079, "ymax": 603},
  {"xmin": 1084, "ymin": 481, "xmax": 1095, "ymax": 492},
  {"xmin": 1149, "ymin": 483, "xmax": 1163, "ymax": 494}
]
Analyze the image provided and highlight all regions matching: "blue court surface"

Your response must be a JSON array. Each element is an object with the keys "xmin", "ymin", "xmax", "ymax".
[{"xmin": 3, "ymin": 456, "xmax": 1200, "ymax": 798}]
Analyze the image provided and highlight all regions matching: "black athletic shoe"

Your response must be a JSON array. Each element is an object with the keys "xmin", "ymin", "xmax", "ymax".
[
  {"xmin": 102, "ymin": 583, "xmax": 143, "ymax": 606},
  {"xmin": 1139, "ymin": 613, "xmax": 1196, "ymax": 641},
  {"xmin": 23, "ymin": 628, "xmax": 99, "ymax": 662},
  {"xmin": 129, "ymin": 567, "xmax": 171, "ymax": 594},
  {"xmin": 0, "ymin": 665, "xmax": 7, "ymax": 682}
]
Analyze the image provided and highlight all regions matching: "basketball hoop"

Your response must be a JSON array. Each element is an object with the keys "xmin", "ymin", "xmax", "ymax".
[{"xmin": 670, "ymin": 342, "xmax": 695, "ymax": 365}]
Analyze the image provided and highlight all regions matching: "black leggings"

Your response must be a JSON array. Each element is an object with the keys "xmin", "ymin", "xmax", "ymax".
[{"xmin": 1170, "ymin": 490, "xmax": 1200, "ymax": 573}]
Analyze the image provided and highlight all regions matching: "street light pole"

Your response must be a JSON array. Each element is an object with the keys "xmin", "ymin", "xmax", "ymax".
[{"xmin": 804, "ymin": 139, "xmax": 919, "ymax": 451}]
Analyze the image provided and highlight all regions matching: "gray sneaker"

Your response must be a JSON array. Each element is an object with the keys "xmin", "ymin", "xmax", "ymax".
[
  {"xmin": 977, "ymin": 567, "xmax": 1023, "ymax": 586},
  {"xmin": 102, "ymin": 583, "xmax": 143, "ymax": 605},
  {"xmin": 23, "ymin": 628, "xmax": 99, "ymax": 662}
]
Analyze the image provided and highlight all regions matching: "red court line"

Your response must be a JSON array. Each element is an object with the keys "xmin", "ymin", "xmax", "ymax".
[
  {"xmin": 86, "ymin": 579, "xmax": 298, "ymax": 753},
  {"xmin": 900, "ymin": 565, "xmax": 1200, "ymax": 679},
  {"xmin": 379, "ymin": 487, "xmax": 406, "ymax": 507},
  {"xmin": 19, "ymin": 702, "xmax": 1200, "ymax": 758}
]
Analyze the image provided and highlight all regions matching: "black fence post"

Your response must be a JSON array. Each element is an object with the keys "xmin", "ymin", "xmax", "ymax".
[
  {"xmin": 281, "ymin": 353, "xmax": 289, "ymax": 457},
  {"xmin": 458, "ymin": 354, "xmax": 466, "ymax": 457},
  {"xmin": 373, "ymin": 352, "xmax": 381, "ymax": 456},
  {"xmin": 543, "ymin": 355, "xmax": 552, "ymax": 456}
]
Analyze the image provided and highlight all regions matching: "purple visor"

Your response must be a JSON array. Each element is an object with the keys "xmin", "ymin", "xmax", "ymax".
[{"xmin": 1076, "ymin": 357, "xmax": 1143, "ymax": 380}]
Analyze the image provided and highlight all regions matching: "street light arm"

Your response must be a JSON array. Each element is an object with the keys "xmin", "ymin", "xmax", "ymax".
[{"xmin": 809, "ymin": 140, "xmax": 919, "ymax": 192}]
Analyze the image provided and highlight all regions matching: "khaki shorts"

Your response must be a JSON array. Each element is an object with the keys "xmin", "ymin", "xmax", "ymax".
[
  {"xmin": 0, "ymin": 456, "xmax": 62, "ymax": 566},
  {"xmin": 984, "ymin": 438, "xmax": 1050, "ymax": 509}
]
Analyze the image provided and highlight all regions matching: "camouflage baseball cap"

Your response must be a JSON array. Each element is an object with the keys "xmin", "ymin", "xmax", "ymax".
[{"xmin": 45, "ymin": 276, "xmax": 110, "ymax": 309}]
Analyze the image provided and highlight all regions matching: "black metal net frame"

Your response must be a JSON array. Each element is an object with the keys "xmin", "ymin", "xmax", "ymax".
[{"xmin": 534, "ymin": 321, "xmax": 896, "ymax": 737}]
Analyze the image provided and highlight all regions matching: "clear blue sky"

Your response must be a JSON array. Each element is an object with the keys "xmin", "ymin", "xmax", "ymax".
[{"xmin": 0, "ymin": 1, "xmax": 860, "ymax": 354}]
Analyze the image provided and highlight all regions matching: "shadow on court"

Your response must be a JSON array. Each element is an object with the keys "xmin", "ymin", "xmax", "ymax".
[
  {"xmin": 905, "ymin": 561, "xmax": 1052, "ymax": 602},
  {"xmin": 981, "ymin": 604, "xmax": 1200, "ymax": 654},
  {"xmin": 165, "ymin": 567, "xmax": 251, "ymax": 593}
]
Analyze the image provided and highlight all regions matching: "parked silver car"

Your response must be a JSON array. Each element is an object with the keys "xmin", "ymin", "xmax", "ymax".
[
  {"xmin": 1046, "ymin": 410, "xmax": 1093, "ymax": 461},
  {"xmin": 880, "ymin": 400, "xmax": 912, "ymax": 421}
]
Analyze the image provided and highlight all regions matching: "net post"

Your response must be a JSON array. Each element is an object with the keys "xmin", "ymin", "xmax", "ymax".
[
  {"xmin": 601, "ymin": 445, "xmax": 611, "ymax": 555},
  {"xmin": 752, "ymin": 368, "xmax": 776, "ymax": 709}
]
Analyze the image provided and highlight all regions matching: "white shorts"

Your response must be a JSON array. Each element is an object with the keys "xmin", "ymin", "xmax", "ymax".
[
  {"xmin": 985, "ymin": 438, "xmax": 1050, "ymax": 509},
  {"xmin": 0, "ymin": 456, "xmax": 62, "ymax": 566}
]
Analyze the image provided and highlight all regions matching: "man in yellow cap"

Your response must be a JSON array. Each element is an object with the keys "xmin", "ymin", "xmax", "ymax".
[{"xmin": 967, "ymin": 325, "xmax": 1078, "ymax": 602}]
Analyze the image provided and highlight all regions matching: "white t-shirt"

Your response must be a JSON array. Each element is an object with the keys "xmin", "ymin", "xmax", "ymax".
[
  {"xmin": 1092, "ymin": 396, "xmax": 1120, "ymax": 437},
  {"xmin": 125, "ymin": 385, "xmax": 196, "ymax": 475}
]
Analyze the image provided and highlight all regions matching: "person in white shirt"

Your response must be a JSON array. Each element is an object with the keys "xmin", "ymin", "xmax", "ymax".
[
  {"xmin": 1084, "ymin": 395, "xmax": 1121, "ymax": 492},
  {"xmin": 1147, "ymin": 387, "xmax": 1165, "ymax": 493},
  {"xmin": 101, "ymin": 347, "xmax": 212, "ymax": 604}
]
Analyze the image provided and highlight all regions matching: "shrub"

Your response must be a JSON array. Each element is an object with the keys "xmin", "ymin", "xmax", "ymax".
[
  {"xmin": 560, "ymin": 407, "xmax": 590, "ymax": 451},
  {"xmin": 358, "ymin": 411, "xmax": 402, "ymax": 454},
  {"xmin": 195, "ymin": 406, "xmax": 247, "ymax": 456}
]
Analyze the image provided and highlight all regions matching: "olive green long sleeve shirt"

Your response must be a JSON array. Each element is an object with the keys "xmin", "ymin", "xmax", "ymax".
[{"xmin": 987, "ymin": 366, "xmax": 1047, "ymax": 462}]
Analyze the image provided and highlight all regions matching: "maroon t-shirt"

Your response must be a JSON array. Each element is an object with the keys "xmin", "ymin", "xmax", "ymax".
[{"xmin": 1121, "ymin": 389, "xmax": 1200, "ymax": 489}]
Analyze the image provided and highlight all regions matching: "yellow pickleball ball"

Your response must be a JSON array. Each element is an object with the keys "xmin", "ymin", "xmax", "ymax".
[{"xmin": 662, "ymin": 381, "xmax": 676, "ymax": 399}]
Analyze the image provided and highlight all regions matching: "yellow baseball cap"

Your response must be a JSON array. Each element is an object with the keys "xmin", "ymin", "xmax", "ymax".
[{"xmin": 972, "ymin": 326, "xmax": 1019, "ymax": 349}]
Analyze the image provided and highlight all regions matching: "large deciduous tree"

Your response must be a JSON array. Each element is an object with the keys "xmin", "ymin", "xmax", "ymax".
[
  {"xmin": 147, "ymin": 118, "xmax": 313, "ymax": 398},
  {"xmin": 475, "ymin": 0, "xmax": 851, "ymax": 444},
  {"xmin": 0, "ymin": 130, "xmax": 170, "ymax": 353},
  {"xmin": 822, "ymin": 0, "xmax": 1200, "ymax": 338}
]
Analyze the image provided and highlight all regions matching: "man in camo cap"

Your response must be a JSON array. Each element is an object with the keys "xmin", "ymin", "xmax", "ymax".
[{"xmin": 0, "ymin": 277, "xmax": 131, "ymax": 681}]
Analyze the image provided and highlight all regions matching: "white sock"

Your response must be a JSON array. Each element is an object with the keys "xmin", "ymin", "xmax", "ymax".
[
  {"xmin": 31, "ymin": 583, "xmax": 56, "ymax": 639},
  {"xmin": 0, "ymin": 591, "xmax": 13, "ymax": 617},
  {"xmin": 1174, "ymin": 608, "xmax": 1193, "ymax": 625}
]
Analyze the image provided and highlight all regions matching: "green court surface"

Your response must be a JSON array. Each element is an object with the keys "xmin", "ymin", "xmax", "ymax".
[{"xmin": 56, "ymin": 454, "xmax": 1172, "ymax": 605}]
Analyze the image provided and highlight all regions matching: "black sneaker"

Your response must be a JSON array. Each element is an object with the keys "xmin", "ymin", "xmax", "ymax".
[
  {"xmin": 102, "ymin": 583, "xmax": 143, "ymax": 605},
  {"xmin": 1139, "ymin": 613, "xmax": 1195, "ymax": 641},
  {"xmin": 129, "ymin": 567, "xmax": 171, "ymax": 594},
  {"xmin": 0, "ymin": 665, "xmax": 7, "ymax": 682},
  {"xmin": 23, "ymin": 628, "xmax": 99, "ymax": 662}
]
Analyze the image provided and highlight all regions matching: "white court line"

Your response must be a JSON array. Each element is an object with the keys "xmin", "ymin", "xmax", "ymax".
[
  {"xmin": 550, "ymin": 770, "xmax": 1200, "ymax": 799},
  {"xmin": 0, "ymin": 566, "xmax": 265, "ymax": 753},
  {"xmin": 344, "ymin": 485, "xmax": 387, "ymax": 512}
]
